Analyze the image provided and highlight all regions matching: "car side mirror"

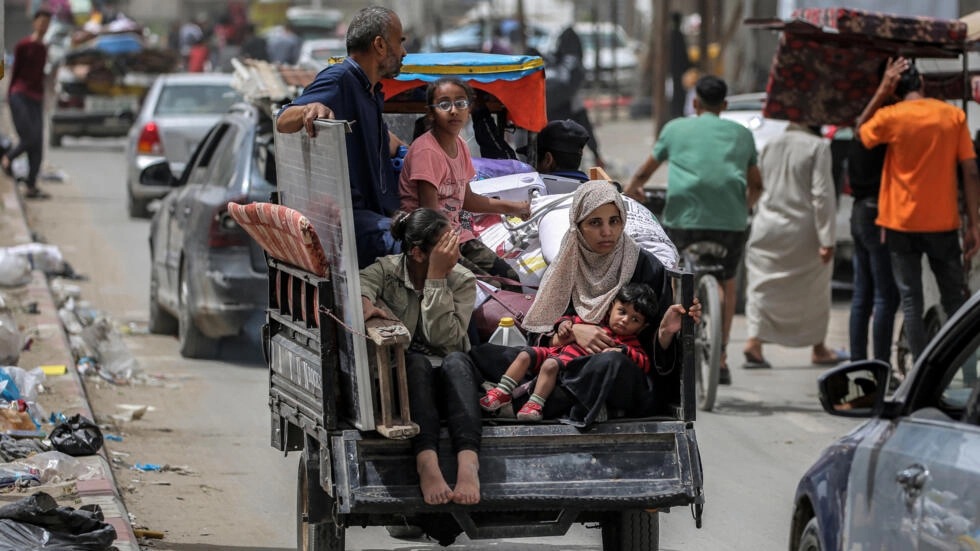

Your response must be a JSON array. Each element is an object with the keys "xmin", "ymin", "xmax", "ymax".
[
  {"xmin": 817, "ymin": 360, "xmax": 890, "ymax": 418},
  {"xmin": 139, "ymin": 160, "xmax": 177, "ymax": 188}
]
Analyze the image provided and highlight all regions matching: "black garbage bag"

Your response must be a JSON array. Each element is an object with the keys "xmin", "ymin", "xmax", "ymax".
[
  {"xmin": 0, "ymin": 491, "xmax": 117, "ymax": 550},
  {"xmin": 49, "ymin": 415, "xmax": 103, "ymax": 456}
]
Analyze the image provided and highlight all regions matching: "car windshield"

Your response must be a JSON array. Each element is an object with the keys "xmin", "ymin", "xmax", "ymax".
[{"xmin": 155, "ymin": 84, "xmax": 241, "ymax": 116}]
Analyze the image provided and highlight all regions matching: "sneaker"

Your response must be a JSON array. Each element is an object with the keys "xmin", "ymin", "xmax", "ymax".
[
  {"xmin": 516, "ymin": 400, "xmax": 543, "ymax": 421},
  {"xmin": 480, "ymin": 387, "xmax": 512, "ymax": 412},
  {"xmin": 719, "ymin": 366, "xmax": 732, "ymax": 385},
  {"xmin": 23, "ymin": 188, "xmax": 50, "ymax": 200}
]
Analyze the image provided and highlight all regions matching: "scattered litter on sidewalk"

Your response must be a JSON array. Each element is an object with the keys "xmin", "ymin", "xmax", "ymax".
[
  {"xmin": 0, "ymin": 491, "xmax": 117, "ymax": 549},
  {"xmin": 117, "ymin": 321, "xmax": 149, "ymax": 336},
  {"xmin": 39, "ymin": 364, "xmax": 66, "ymax": 376},
  {"xmin": 131, "ymin": 463, "xmax": 194, "ymax": 475},
  {"xmin": 134, "ymin": 528, "xmax": 165, "ymax": 539},
  {"xmin": 110, "ymin": 404, "xmax": 151, "ymax": 423},
  {"xmin": 49, "ymin": 414, "xmax": 104, "ymax": 456},
  {"xmin": 0, "ymin": 308, "xmax": 22, "ymax": 365},
  {"xmin": 104, "ymin": 434, "xmax": 122, "ymax": 442},
  {"xmin": 0, "ymin": 249, "xmax": 31, "ymax": 287},
  {"xmin": 11, "ymin": 450, "xmax": 105, "ymax": 484},
  {"xmin": 0, "ymin": 434, "xmax": 51, "ymax": 463},
  {"xmin": 79, "ymin": 317, "xmax": 141, "ymax": 384}
]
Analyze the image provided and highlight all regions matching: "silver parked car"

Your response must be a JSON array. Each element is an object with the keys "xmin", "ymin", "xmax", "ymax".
[
  {"xmin": 144, "ymin": 103, "xmax": 275, "ymax": 358},
  {"xmin": 125, "ymin": 73, "xmax": 242, "ymax": 218}
]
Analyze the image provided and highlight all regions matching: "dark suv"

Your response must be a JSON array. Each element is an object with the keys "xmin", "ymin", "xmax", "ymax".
[{"xmin": 142, "ymin": 103, "xmax": 276, "ymax": 358}]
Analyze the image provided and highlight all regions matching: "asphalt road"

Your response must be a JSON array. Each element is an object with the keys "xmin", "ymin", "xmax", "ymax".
[{"xmin": 28, "ymin": 133, "xmax": 864, "ymax": 550}]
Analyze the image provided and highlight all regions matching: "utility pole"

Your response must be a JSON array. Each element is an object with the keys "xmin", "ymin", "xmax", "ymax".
[
  {"xmin": 653, "ymin": 0, "xmax": 669, "ymax": 137},
  {"xmin": 698, "ymin": 0, "xmax": 709, "ymax": 71},
  {"xmin": 611, "ymin": 0, "xmax": 620, "ymax": 120},
  {"xmin": 515, "ymin": 0, "xmax": 526, "ymax": 54}
]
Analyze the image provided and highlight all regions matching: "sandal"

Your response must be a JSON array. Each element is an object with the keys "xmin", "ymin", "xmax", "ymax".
[
  {"xmin": 516, "ymin": 400, "xmax": 543, "ymax": 422},
  {"xmin": 479, "ymin": 387, "xmax": 512, "ymax": 412},
  {"xmin": 743, "ymin": 351, "xmax": 771, "ymax": 369},
  {"xmin": 812, "ymin": 350, "xmax": 849, "ymax": 366},
  {"xmin": 718, "ymin": 350, "xmax": 732, "ymax": 385}
]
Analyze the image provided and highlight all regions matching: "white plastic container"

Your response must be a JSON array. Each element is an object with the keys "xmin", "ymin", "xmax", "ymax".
[{"xmin": 488, "ymin": 317, "xmax": 527, "ymax": 348}]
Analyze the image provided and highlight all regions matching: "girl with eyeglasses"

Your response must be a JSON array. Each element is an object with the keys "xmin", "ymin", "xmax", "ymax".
[{"xmin": 398, "ymin": 77, "xmax": 530, "ymax": 289}]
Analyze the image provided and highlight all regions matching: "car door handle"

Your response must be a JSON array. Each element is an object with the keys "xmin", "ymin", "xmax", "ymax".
[{"xmin": 896, "ymin": 463, "xmax": 929, "ymax": 505}]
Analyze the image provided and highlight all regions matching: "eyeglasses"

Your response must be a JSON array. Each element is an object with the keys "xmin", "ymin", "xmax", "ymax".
[{"xmin": 430, "ymin": 99, "xmax": 470, "ymax": 112}]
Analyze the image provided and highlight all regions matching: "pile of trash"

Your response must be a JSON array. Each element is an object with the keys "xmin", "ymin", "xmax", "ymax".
[{"xmin": 0, "ymin": 240, "xmax": 133, "ymax": 549}]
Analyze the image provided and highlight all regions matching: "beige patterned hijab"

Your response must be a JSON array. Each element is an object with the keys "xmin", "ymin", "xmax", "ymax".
[{"xmin": 523, "ymin": 181, "xmax": 641, "ymax": 333}]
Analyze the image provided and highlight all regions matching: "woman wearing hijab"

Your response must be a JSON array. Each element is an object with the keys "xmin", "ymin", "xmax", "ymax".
[{"xmin": 472, "ymin": 181, "xmax": 698, "ymax": 426}]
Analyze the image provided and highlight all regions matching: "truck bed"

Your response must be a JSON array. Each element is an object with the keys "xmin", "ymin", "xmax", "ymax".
[{"xmin": 332, "ymin": 418, "xmax": 701, "ymax": 514}]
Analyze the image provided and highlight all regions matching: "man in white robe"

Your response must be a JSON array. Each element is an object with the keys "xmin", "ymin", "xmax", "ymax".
[{"xmin": 743, "ymin": 124, "xmax": 844, "ymax": 367}]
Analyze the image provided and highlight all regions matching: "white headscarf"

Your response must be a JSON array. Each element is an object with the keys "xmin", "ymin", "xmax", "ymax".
[{"xmin": 523, "ymin": 181, "xmax": 641, "ymax": 333}]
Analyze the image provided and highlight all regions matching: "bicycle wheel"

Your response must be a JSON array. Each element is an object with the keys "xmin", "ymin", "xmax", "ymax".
[{"xmin": 695, "ymin": 273, "xmax": 723, "ymax": 411}]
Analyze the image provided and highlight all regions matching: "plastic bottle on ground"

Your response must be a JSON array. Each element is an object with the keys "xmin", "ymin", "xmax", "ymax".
[{"xmin": 488, "ymin": 317, "xmax": 527, "ymax": 348}]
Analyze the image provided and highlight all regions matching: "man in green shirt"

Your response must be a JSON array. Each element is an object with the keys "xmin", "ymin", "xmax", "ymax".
[{"xmin": 625, "ymin": 75, "xmax": 762, "ymax": 384}]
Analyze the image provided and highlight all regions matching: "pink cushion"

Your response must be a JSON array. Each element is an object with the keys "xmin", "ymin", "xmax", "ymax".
[{"xmin": 227, "ymin": 202, "xmax": 329, "ymax": 277}]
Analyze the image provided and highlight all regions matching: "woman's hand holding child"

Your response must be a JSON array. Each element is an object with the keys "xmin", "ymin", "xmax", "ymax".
[{"xmin": 569, "ymin": 323, "xmax": 617, "ymax": 353}]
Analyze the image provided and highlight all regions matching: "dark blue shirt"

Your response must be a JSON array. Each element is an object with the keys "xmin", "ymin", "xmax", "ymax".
[{"xmin": 284, "ymin": 58, "xmax": 400, "ymax": 216}]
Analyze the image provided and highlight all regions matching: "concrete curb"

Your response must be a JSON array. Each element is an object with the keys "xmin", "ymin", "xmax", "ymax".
[{"xmin": 2, "ymin": 182, "xmax": 138, "ymax": 550}]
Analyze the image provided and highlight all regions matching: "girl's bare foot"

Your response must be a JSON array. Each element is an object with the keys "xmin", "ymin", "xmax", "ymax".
[
  {"xmin": 451, "ymin": 450, "xmax": 480, "ymax": 505},
  {"xmin": 416, "ymin": 450, "xmax": 452, "ymax": 505}
]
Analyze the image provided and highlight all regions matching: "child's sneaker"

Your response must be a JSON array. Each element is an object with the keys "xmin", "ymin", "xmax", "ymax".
[
  {"xmin": 516, "ymin": 401, "xmax": 543, "ymax": 422},
  {"xmin": 480, "ymin": 388, "xmax": 512, "ymax": 412}
]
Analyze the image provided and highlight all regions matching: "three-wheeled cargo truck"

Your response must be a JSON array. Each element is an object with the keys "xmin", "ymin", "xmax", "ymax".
[{"xmin": 239, "ymin": 53, "xmax": 705, "ymax": 550}]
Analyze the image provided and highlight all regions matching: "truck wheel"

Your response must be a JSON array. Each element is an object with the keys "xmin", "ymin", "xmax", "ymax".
[
  {"xmin": 178, "ymin": 261, "xmax": 218, "ymax": 359},
  {"xmin": 601, "ymin": 510, "xmax": 659, "ymax": 551},
  {"xmin": 297, "ymin": 454, "xmax": 344, "ymax": 551},
  {"xmin": 797, "ymin": 517, "xmax": 821, "ymax": 551},
  {"xmin": 148, "ymin": 265, "xmax": 177, "ymax": 335}
]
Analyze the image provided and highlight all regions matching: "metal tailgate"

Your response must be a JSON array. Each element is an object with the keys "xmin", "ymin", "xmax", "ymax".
[{"xmin": 332, "ymin": 419, "xmax": 701, "ymax": 514}]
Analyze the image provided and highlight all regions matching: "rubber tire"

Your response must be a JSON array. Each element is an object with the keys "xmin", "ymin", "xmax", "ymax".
[
  {"xmin": 797, "ymin": 517, "xmax": 821, "ymax": 551},
  {"xmin": 49, "ymin": 132, "xmax": 62, "ymax": 148},
  {"xmin": 695, "ymin": 274, "xmax": 722, "ymax": 411},
  {"xmin": 601, "ymin": 510, "xmax": 659, "ymax": 551},
  {"xmin": 297, "ymin": 454, "xmax": 344, "ymax": 551},
  {"xmin": 127, "ymin": 188, "xmax": 148, "ymax": 219},
  {"xmin": 177, "ymin": 261, "xmax": 218, "ymax": 359},
  {"xmin": 148, "ymin": 264, "xmax": 177, "ymax": 335}
]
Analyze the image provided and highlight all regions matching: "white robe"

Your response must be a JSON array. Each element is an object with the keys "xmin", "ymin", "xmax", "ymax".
[{"xmin": 745, "ymin": 126, "xmax": 836, "ymax": 347}]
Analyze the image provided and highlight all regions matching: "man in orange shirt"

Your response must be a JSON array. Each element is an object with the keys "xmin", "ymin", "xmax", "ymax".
[{"xmin": 857, "ymin": 57, "xmax": 980, "ymax": 360}]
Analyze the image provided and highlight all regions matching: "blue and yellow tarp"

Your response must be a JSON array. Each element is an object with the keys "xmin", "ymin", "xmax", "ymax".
[{"xmin": 382, "ymin": 52, "xmax": 547, "ymax": 132}]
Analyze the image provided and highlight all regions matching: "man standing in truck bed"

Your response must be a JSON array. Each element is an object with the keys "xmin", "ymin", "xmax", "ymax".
[{"xmin": 276, "ymin": 6, "xmax": 408, "ymax": 268}]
